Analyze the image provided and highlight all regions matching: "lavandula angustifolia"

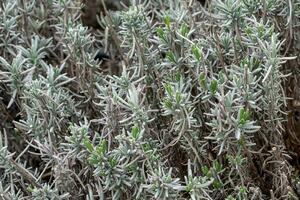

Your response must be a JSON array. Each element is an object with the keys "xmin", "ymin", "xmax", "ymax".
[
  {"xmin": 85, "ymin": 126, "xmax": 150, "ymax": 199},
  {"xmin": 0, "ymin": 0, "xmax": 299, "ymax": 199},
  {"xmin": 0, "ymin": 132, "xmax": 13, "ymax": 177},
  {"xmin": 206, "ymin": 0, "xmax": 294, "ymax": 198},
  {"xmin": 0, "ymin": 1, "xmax": 20, "ymax": 59},
  {"xmin": 61, "ymin": 118, "xmax": 92, "ymax": 160},
  {"xmin": 1, "ymin": 0, "xmax": 79, "ymax": 198},
  {"xmin": 0, "ymin": 53, "xmax": 28, "ymax": 108},
  {"xmin": 58, "ymin": 19, "xmax": 101, "ymax": 109},
  {"xmin": 12, "ymin": 61, "xmax": 78, "ymax": 141},
  {"xmin": 184, "ymin": 159, "xmax": 214, "ymax": 200},
  {"xmin": 18, "ymin": 36, "xmax": 52, "ymax": 70},
  {"xmin": 0, "ymin": 180, "xmax": 24, "ymax": 200},
  {"xmin": 161, "ymin": 76, "xmax": 197, "ymax": 147},
  {"xmin": 29, "ymin": 183, "xmax": 70, "ymax": 200},
  {"xmin": 94, "ymin": 69, "xmax": 158, "ymax": 199},
  {"xmin": 138, "ymin": 166, "xmax": 183, "ymax": 199}
]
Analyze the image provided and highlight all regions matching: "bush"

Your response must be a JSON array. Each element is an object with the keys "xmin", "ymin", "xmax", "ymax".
[{"xmin": 0, "ymin": 0, "xmax": 299, "ymax": 199}]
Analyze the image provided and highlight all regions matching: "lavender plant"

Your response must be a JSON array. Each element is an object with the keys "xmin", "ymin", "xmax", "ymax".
[{"xmin": 0, "ymin": 0, "xmax": 299, "ymax": 199}]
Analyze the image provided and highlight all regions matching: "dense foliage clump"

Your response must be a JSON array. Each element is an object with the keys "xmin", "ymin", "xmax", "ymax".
[{"xmin": 0, "ymin": 0, "xmax": 300, "ymax": 199}]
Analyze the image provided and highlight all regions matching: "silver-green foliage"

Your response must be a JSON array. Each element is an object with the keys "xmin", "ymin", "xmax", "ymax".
[{"xmin": 0, "ymin": 0, "xmax": 298, "ymax": 199}]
